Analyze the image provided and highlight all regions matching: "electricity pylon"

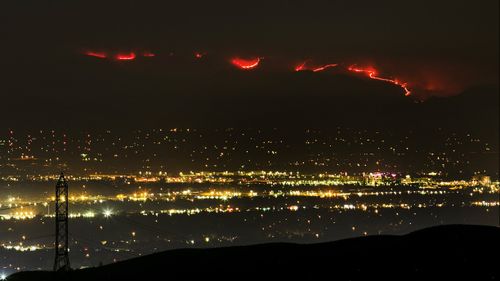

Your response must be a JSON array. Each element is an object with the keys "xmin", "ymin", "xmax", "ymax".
[{"xmin": 54, "ymin": 172, "xmax": 70, "ymax": 271}]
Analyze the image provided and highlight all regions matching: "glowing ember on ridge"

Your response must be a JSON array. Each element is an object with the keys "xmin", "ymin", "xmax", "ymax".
[
  {"xmin": 295, "ymin": 61, "xmax": 308, "ymax": 72},
  {"xmin": 231, "ymin": 57, "xmax": 261, "ymax": 70},
  {"xmin": 348, "ymin": 65, "xmax": 411, "ymax": 96},
  {"xmin": 80, "ymin": 49, "xmax": 412, "ymax": 96},
  {"xmin": 85, "ymin": 51, "xmax": 107, "ymax": 59},
  {"xmin": 116, "ymin": 52, "xmax": 136, "ymax": 61},
  {"xmin": 194, "ymin": 52, "xmax": 205, "ymax": 59},
  {"xmin": 312, "ymin": 63, "xmax": 339, "ymax": 72},
  {"xmin": 295, "ymin": 61, "xmax": 339, "ymax": 72}
]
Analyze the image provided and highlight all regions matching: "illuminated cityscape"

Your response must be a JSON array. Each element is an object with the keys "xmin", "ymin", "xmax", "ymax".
[
  {"xmin": 1, "ymin": 0, "xmax": 498, "ymax": 279},
  {"xmin": 1, "ymin": 128, "xmax": 497, "ymax": 177},
  {"xmin": 0, "ymin": 129, "xmax": 498, "ymax": 274}
]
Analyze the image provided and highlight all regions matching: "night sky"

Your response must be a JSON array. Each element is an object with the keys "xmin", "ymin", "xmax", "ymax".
[{"xmin": 1, "ymin": 0, "xmax": 498, "ymax": 129}]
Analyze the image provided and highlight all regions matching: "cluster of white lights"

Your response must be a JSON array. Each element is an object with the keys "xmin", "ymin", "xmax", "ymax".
[{"xmin": 103, "ymin": 209, "xmax": 113, "ymax": 218}]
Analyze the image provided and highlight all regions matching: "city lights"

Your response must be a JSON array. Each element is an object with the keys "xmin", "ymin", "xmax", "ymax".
[{"xmin": 103, "ymin": 209, "xmax": 114, "ymax": 218}]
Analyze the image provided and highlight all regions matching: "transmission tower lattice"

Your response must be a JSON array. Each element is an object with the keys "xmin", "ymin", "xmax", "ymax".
[{"xmin": 54, "ymin": 172, "xmax": 70, "ymax": 271}]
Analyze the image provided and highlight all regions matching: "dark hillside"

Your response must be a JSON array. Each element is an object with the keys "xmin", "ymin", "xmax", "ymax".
[{"xmin": 8, "ymin": 224, "xmax": 499, "ymax": 280}]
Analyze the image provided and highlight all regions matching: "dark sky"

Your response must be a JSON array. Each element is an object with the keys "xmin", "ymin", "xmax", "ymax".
[{"xmin": 0, "ymin": 0, "xmax": 498, "ymax": 129}]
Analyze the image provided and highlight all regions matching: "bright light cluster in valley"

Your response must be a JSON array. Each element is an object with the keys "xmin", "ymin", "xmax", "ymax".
[
  {"xmin": 0, "ymin": 170, "xmax": 498, "ymax": 273},
  {"xmin": 0, "ymin": 129, "xmax": 498, "ymax": 274}
]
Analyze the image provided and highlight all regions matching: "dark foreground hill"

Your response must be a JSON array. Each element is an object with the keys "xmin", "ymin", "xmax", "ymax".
[{"xmin": 9, "ymin": 224, "xmax": 499, "ymax": 281}]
